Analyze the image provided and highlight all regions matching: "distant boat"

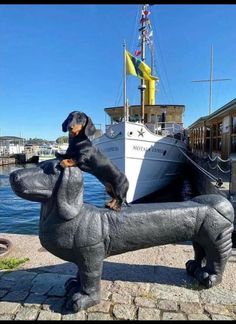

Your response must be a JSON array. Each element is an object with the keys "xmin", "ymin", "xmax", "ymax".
[
  {"xmin": 38, "ymin": 143, "xmax": 68, "ymax": 162},
  {"xmin": 93, "ymin": 4, "xmax": 187, "ymax": 203}
]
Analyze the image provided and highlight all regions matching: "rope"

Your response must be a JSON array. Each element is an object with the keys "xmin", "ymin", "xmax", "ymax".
[{"xmin": 179, "ymin": 149, "xmax": 222, "ymax": 185}]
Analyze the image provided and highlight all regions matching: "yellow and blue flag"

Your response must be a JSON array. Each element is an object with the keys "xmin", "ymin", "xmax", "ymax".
[{"xmin": 125, "ymin": 50, "xmax": 158, "ymax": 81}]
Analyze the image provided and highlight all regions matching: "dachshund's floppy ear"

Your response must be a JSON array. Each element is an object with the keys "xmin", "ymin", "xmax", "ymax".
[
  {"xmin": 56, "ymin": 166, "xmax": 83, "ymax": 220},
  {"xmin": 62, "ymin": 113, "xmax": 72, "ymax": 132},
  {"xmin": 84, "ymin": 116, "xmax": 96, "ymax": 137},
  {"xmin": 62, "ymin": 117, "xmax": 69, "ymax": 132}
]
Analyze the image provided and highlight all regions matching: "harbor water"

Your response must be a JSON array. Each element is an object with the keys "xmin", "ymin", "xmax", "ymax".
[{"xmin": 0, "ymin": 163, "xmax": 199, "ymax": 235}]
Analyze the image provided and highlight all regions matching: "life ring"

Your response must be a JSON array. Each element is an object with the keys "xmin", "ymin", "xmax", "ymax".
[{"xmin": 0, "ymin": 238, "xmax": 13, "ymax": 257}]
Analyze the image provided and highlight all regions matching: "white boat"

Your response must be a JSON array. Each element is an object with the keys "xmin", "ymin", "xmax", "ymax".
[
  {"xmin": 38, "ymin": 143, "xmax": 68, "ymax": 162},
  {"xmin": 93, "ymin": 5, "xmax": 187, "ymax": 203}
]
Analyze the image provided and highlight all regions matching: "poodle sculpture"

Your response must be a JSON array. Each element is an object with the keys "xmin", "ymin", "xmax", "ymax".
[{"xmin": 10, "ymin": 159, "xmax": 234, "ymax": 312}]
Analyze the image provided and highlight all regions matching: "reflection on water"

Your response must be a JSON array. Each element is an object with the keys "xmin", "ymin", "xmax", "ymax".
[{"xmin": 0, "ymin": 163, "xmax": 197, "ymax": 235}]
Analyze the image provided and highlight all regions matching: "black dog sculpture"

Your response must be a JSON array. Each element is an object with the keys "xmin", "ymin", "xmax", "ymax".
[
  {"xmin": 10, "ymin": 159, "xmax": 234, "ymax": 312},
  {"xmin": 57, "ymin": 111, "xmax": 129, "ymax": 211}
]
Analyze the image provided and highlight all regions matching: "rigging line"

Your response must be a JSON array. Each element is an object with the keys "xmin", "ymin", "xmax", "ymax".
[
  {"xmin": 129, "ymin": 5, "xmax": 140, "ymax": 52},
  {"xmin": 114, "ymin": 76, "xmax": 123, "ymax": 106},
  {"xmin": 152, "ymin": 10, "xmax": 175, "ymax": 104},
  {"xmin": 114, "ymin": 6, "xmax": 140, "ymax": 107}
]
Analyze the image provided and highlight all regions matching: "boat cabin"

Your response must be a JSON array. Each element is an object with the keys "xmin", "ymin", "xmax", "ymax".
[
  {"xmin": 188, "ymin": 98, "xmax": 236, "ymax": 160},
  {"xmin": 104, "ymin": 104, "xmax": 185, "ymax": 136}
]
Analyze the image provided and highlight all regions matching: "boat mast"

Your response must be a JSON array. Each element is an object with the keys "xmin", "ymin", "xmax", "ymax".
[
  {"xmin": 139, "ymin": 4, "xmax": 148, "ymax": 123},
  {"xmin": 192, "ymin": 44, "xmax": 231, "ymax": 115},
  {"xmin": 123, "ymin": 41, "xmax": 128, "ymax": 122}
]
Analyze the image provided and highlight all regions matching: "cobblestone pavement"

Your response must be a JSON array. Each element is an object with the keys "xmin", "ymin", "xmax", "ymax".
[{"xmin": 0, "ymin": 234, "xmax": 236, "ymax": 320}]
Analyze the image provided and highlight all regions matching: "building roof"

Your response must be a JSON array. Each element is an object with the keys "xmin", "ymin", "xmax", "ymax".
[
  {"xmin": 188, "ymin": 98, "xmax": 236, "ymax": 129},
  {"xmin": 0, "ymin": 136, "xmax": 23, "ymax": 141}
]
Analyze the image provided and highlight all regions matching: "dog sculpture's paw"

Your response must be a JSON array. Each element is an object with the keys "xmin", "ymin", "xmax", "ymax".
[
  {"xmin": 64, "ymin": 277, "xmax": 80, "ymax": 292},
  {"xmin": 193, "ymin": 267, "xmax": 222, "ymax": 288},
  {"xmin": 65, "ymin": 290, "xmax": 100, "ymax": 312},
  {"xmin": 186, "ymin": 259, "xmax": 202, "ymax": 276}
]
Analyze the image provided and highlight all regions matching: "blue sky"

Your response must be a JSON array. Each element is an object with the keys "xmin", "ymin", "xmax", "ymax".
[{"xmin": 0, "ymin": 4, "xmax": 236, "ymax": 140}]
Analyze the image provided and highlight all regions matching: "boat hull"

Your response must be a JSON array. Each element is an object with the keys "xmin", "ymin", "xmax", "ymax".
[{"xmin": 93, "ymin": 121, "xmax": 187, "ymax": 203}]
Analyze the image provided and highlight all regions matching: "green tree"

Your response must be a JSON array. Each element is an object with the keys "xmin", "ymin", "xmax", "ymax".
[{"xmin": 56, "ymin": 136, "xmax": 68, "ymax": 144}]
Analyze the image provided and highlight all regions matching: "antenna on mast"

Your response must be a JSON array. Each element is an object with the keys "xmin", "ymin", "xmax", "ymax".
[{"xmin": 192, "ymin": 44, "xmax": 231, "ymax": 115}]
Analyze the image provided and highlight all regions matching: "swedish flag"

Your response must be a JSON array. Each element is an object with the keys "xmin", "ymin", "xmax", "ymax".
[{"xmin": 125, "ymin": 50, "xmax": 158, "ymax": 81}]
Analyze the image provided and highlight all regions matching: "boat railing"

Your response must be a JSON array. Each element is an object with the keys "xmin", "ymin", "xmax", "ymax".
[
  {"xmin": 104, "ymin": 121, "xmax": 186, "ymax": 141},
  {"xmin": 146, "ymin": 121, "xmax": 185, "ymax": 139}
]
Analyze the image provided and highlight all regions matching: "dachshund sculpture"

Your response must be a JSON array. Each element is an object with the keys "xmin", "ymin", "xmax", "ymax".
[
  {"xmin": 10, "ymin": 159, "xmax": 234, "ymax": 313},
  {"xmin": 56, "ymin": 111, "xmax": 129, "ymax": 211}
]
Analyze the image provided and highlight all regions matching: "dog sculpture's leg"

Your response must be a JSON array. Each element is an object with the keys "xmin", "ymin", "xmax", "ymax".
[
  {"xmin": 186, "ymin": 241, "xmax": 205, "ymax": 276},
  {"xmin": 65, "ymin": 243, "xmax": 105, "ymax": 312},
  {"xmin": 187, "ymin": 225, "xmax": 234, "ymax": 288},
  {"xmin": 194, "ymin": 225, "xmax": 233, "ymax": 288}
]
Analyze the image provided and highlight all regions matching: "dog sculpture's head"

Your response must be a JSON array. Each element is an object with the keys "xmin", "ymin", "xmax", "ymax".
[
  {"xmin": 62, "ymin": 111, "xmax": 96, "ymax": 138},
  {"xmin": 10, "ymin": 159, "xmax": 84, "ymax": 220}
]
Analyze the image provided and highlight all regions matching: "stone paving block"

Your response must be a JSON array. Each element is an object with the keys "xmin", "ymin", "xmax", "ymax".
[
  {"xmin": 101, "ymin": 290, "xmax": 111, "ymax": 301},
  {"xmin": 61, "ymin": 310, "xmax": 86, "ymax": 320},
  {"xmin": 157, "ymin": 300, "xmax": 178, "ymax": 311},
  {"xmin": 31, "ymin": 272, "xmax": 71, "ymax": 295},
  {"xmin": 0, "ymin": 290, "xmax": 8, "ymax": 298},
  {"xmin": 87, "ymin": 312, "xmax": 113, "ymax": 320},
  {"xmin": 23, "ymin": 293, "xmax": 48, "ymax": 307},
  {"xmin": 162, "ymin": 311, "xmax": 187, "ymax": 320},
  {"xmin": 14, "ymin": 306, "xmax": 39, "ymax": 320},
  {"xmin": 2, "ymin": 290, "xmax": 29, "ymax": 302},
  {"xmin": 111, "ymin": 281, "xmax": 150, "ymax": 297},
  {"xmin": 112, "ymin": 304, "xmax": 137, "ymax": 320},
  {"xmin": 179, "ymin": 302, "xmax": 203, "ymax": 314},
  {"xmin": 0, "ymin": 279, "xmax": 16, "ymax": 290},
  {"xmin": 37, "ymin": 310, "xmax": 62, "ymax": 320},
  {"xmin": 111, "ymin": 292, "xmax": 132, "ymax": 304},
  {"xmin": 0, "ymin": 301, "xmax": 21, "ymax": 315},
  {"xmin": 42, "ymin": 296, "xmax": 65, "ymax": 313},
  {"xmin": 0, "ymin": 314, "xmax": 15, "ymax": 320},
  {"xmin": 2, "ymin": 270, "xmax": 37, "ymax": 282},
  {"xmin": 187, "ymin": 314, "xmax": 211, "ymax": 320},
  {"xmin": 30, "ymin": 283, "xmax": 52, "ymax": 295},
  {"xmin": 87, "ymin": 300, "xmax": 111, "ymax": 313},
  {"xmin": 200, "ymin": 287, "xmax": 236, "ymax": 305},
  {"xmin": 204, "ymin": 303, "xmax": 231, "ymax": 316},
  {"xmin": 150, "ymin": 284, "xmax": 200, "ymax": 303},
  {"xmin": 211, "ymin": 314, "xmax": 234, "ymax": 320},
  {"xmin": 134, "ymin": 296, "xmax": 156, "ymax": 308},
  {"xmin": 101, "ymin": 280, "xmax": 112, "ymax": 292},
  {"xmin": 138, "ymin": 307, "xmax": 161, "ymax": 320},
  {"xmin": 47, "ymin": 285, "xmax": 66, "ymax": 297},
  {"xmin": 32, "ymin": 273, "xmax": 71, "ymax": 287}
]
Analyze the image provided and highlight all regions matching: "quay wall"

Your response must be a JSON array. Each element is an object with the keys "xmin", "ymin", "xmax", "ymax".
[{"xmin": 0, "ymin": 157, "xmax": 16, "ymax": 166}]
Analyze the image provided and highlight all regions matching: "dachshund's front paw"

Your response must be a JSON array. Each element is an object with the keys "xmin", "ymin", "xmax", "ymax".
[
  {"xmin": 60, "ymin": 159, "xmax": 77, "ymax": 168},
  {"xmin": 65, "ymin": 291, "xmax": 100, "ymax": 312}
]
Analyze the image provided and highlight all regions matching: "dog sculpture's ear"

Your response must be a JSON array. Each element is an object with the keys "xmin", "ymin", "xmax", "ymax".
[
  {"xmin": 57, "ymin": 166, "xmax": 83, "ymax": 220},
  {"xmin": 84, "ymin": 116, "xmax": 96, "ymax": 137}
]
